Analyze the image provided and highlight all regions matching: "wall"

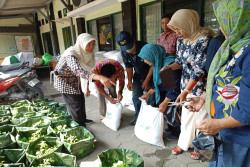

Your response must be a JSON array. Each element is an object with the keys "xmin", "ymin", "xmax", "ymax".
[
  {"xmin": 37, "ymin": 0, "xmax": 77, "ymax": 55},
  {"xmin": 0, "ymin": 17, "xmax": 37, "ymax": 58}
]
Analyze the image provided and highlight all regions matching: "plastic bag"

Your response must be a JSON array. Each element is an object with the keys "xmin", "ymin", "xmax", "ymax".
[
  {"xmin": 134, "ymin": 100, "xmax": 165, "ymax": 148},
  {"xmin": 102, "ymin": 102, "xmax": 123, "ymax": 131},
  {"xmin": 98, "ymin": 148, "xmax": 144, "ymax": 167},
  {"xmin": 164, "ymin": 105, "xmax": 182, "ymax": 127},
  {"xmin": 192, "ymin": 132, "xmax": 222, "ymax": 162},
  {"xmin": 42, "ymin": 53, "xmax": 52, "ymax": 66},
  {"xmin": 47, "ymin": 119, "xmax": 79, "ymax": 136}
]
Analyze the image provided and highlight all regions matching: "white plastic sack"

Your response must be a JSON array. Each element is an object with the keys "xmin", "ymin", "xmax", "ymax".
[
  {"xmin": 134, "ymin": 100, "xmax": 165, "ymax": 147},
  {"xmin": 16, "ymin": 52, "xmax": 34, "ymax": 67},
  {"xmin": 102, "ymin": 101, "xmax": 123, "ymax": 131},
  {"xmin": 103, "ymin": 50, "xmax": 123, "ymax": 63},
  {"xmin": 33, "ymin": 58, "xmax": 43, "ymax": 67}
]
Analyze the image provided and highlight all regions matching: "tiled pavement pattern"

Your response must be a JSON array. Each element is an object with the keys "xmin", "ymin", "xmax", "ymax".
[{"xmin": 40, "ymin": 75, "xmax": 208, "ymax": 167}]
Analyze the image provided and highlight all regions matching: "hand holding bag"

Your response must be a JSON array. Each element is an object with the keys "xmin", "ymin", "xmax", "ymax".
[
  {"xmin": 192, "ymin": 132, "xmax": 222, "ymax": 162},
  {"xmin": 164, "ymin": 105, "xmax": 182, "ymax": 127}
]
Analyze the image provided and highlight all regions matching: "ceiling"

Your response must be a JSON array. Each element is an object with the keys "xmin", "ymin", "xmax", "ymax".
[{"xmin": 0, "ymin": 0, "xmax": 52, "ymax": 19}]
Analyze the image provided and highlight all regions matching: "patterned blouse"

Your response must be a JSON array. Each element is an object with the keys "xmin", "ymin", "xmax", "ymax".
[
  {"xmin": 157, "ymin": 31, "xmax": 178, "ymax": 54},
  {"xmin": 91, "ymin": 58, "xmax": 125, "ymax": 87},
  {"xmin": 175, "ymin": 36, "xmax": 210, "ymax": 96},
  {"xmin": 54, "ymin": 55, "xmax": 90, "ymax": 94}
]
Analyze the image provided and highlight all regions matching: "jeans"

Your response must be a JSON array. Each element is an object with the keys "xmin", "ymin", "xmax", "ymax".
[{"xmin": 132, "ymin": 79, "xmax": 155, "ymax": 119}]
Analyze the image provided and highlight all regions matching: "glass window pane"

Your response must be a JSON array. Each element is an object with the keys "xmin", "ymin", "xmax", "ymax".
[
  {"xmin": 204, "ymin": 0, "xmax": 219, "ymax": 34},
  {"xmin": 144, "ymin": 2, "xmax": 162, "ymax": 43},
  {"xmin": 113, "ymin": 13, "xmax": 123, "ymax": 50},
  {"xmin": 88, "ymin": 20, "xmax": 99, "ymax": 51}
]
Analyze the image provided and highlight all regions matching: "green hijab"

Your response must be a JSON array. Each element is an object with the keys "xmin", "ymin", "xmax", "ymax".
[
  {"xmin": 138, "ymin": 43, "xmax": 175, "ymax": 103},
  {"xmin": 206, "ymin": 0, "xmax": 250, "ymax": 117}
]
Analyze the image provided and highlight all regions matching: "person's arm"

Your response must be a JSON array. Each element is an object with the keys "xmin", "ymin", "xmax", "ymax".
[
  {"xmin": 140, "ymin": 89, "xmax": 155, "ymax": 101},
  {"xmin": 142, "ymin": 67, "xmax": 153, "ymax": 91},
  {"xmin": 126, "ymin": 67, "xmax": 133, "ymax": 91},
  {"xmin": 158, "ymin": 97, "xmax": 171, "ymax": 113},
  {"xmin": 161, "ymin": 62, "xmax": 182, "ymax": 71},
  {"xmin": 196, "ymin": 116, "xmax": 245, "ymax": 135},
  {"xmin": 97, "ymin": 85, "xmax": 117, "ymax": 104},
  {"xmin": 118, "ymin": 82, "xmax": 125, "ymax": 102}
]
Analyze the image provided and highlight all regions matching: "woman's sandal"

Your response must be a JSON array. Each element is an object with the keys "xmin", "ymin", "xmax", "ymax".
[
  {"xmin": 190, "ymin": 152, "xmax": 200, "ymax": 160},
  {"xmin": 172, "ymin": 147, "xmax": 183, "ymax": 155}
]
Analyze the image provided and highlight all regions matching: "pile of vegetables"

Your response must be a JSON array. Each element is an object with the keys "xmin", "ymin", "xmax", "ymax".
[{"xmin": 0, "ymin": 99, "xmax": 95, "ymax": 167}]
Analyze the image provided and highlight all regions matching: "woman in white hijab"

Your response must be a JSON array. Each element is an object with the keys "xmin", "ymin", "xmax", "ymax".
[{"xmin": 54, "ymin": 33, "xmax": 115, "ymax": 127}]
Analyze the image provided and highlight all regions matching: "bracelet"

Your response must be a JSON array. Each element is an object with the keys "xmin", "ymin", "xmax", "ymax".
[{"xmin": 184, "ymin": 88, "xmax": 190, "ymax": 94}]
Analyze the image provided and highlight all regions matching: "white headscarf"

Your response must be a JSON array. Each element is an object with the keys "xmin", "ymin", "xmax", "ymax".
[
  {"xmin": 62, "ymin": 33, "xmax": 96, "ymax": 71},
  {"xmin": 167, "ymin": 9, "xmax": 215, "ymax": 45}
]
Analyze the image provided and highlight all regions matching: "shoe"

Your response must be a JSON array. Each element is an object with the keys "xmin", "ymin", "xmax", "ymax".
[
  {"xmin": 130, "ymin": 119, "xmax": 137, "ymax": 126},
  {"xmin": 172, "ymin": 147, "xmax": 183, "ymax": 155},
  {"xmin": 85, "ymin": 119, "xmax": 94, "ymax": 124},
  {"xmin": 167, "ymin": 134, "xmax": 178, "ymax": 140},
  {"xmin": 190, "ymin": 152, "xmax": 200, "ymax": 160}
]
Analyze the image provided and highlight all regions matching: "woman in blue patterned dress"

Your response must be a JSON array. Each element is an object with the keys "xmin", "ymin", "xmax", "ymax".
[
  {"xmin": 187, "ymin": 0, "xmax": 250, "ymax": 166},
  {"xmin": 161, "ymin": 9, "xmax": 214, "ymax": 159}
]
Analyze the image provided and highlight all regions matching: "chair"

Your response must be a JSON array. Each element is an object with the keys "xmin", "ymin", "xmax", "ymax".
[{"xmin": 48, "ymin": 60, "xmax": 58, "ymax": 85}]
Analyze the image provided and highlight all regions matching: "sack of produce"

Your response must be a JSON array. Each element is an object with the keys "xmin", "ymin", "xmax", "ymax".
[
  {"xmin": 0, "ymin": 134, "xmax": 16, "ymax": 149},
  {"xmin": 0, "ymin": 125, "xmax": 16, "ymax": 137},
  {"xmin": 47, "ymin": 119, "xmax": 78, "ymax": 136},
  {"xmin": 44, "ymin": 111, "xmax": 71, "ymax": 123},
  {"xmin": 17, "ymin": 117, "xmax": 51, "ymax": 130},
  {"xmin": 98, "ymin": 148, "xmax": 144, "ymax": 167},
  {"xmin": 0, "ymin": 149, "xmax": 26, "ymax": 166},
  {"xmin": 33, "ymin": 57, "xmax": 43, "ymax": 67},
  {"xmin": 0, "ymin": 116, "xmax": 11, "ymax": 126},
  {"xmin": 16, "ymin": 127, "xmax": 47, "ymax": 149},
  {"xmin": 30, "ymin": 152, "xmax": 77, "ymax": 167},
  {"xmin": 60, "ymin": 126, "xmax": 95, "ymax": 159},
  {"xmin": 26, "ymin": 136, "xmax": 63, "ymax": 164},
  {"xmin": 0, "ymin": 110, "xmax": 11, "ymax": 117}
]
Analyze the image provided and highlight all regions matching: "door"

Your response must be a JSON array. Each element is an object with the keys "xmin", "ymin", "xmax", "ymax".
[
  {"xmin": 42, "ymin": 32, "xmax": 53, "ymax": 55},
  {"xmin": 62, "ymin": 26, "xmax": 75, "ymax": 49}
]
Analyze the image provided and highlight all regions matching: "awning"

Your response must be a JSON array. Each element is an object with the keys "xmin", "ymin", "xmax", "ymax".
[{"xmin": 67, "ymin": 0, "xmax": 118, "ymax": 17}]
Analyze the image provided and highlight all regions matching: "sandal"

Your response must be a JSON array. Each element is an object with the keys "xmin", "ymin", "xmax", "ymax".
[
  {"xmin": 190, "ymin": 152, "xmax": 200, "ymax": 160},
  {"xmin": 172, "ymin": 147, "xmax": 183, "ymax": 155}
]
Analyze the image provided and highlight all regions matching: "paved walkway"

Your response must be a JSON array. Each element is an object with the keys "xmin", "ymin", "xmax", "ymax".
[{"xmin": 41, "ymin": 76, "xmax": 208, "ymax": 167}]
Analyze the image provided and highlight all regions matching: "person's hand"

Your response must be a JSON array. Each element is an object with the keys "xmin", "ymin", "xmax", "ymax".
[
  {"xmin": 141, "ymin": 79, "xmax": 150, "ymax": 91},
  {"xmin": 160, "ymin": 66, "xmax": 168, "ymax": 72},
  {"xmin": 85, "ymin": 88, "xmax": 90, "ymax": 97},
  {"xmin": 158, "ymin": 101, "xmax": 168, "ymax": 113},
  {"xmin": 127, "ymin": 82, "xmax": 133, "ymax": 91},
  {"xmin": 108, "ymin": 97, "xmax": 117, "ymax": 104},
  {"xmin": 175, "ymin": 91, "xmax": 188, "ymax": 103},
  {"xmin": 140, "ymin": 93, "xmax": 150, "ymax": 101},
  {"xmin": 196, "ymin": 119, "xmax": 222, "ymax": 135},
  {"xmin": 117, "ymin": 93, "xmax": 123, "ymax": 102},
  {"xmin": 99, "ymin": 76, "xmax": 116, "ymax": 88},
  {"xmin": 186, "ymin": 96, "xmax": 205, "ymax": 112}
]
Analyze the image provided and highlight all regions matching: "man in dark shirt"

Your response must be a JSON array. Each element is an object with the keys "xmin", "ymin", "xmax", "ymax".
[{"xmin": 116, "ymin": 31, "xmax": 153, "ymax": 126}]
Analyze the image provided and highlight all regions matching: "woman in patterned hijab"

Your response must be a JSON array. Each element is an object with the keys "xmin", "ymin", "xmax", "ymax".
[{"xmin": 188, "ymin": 0, "xmax": 250, "ymax": 166}]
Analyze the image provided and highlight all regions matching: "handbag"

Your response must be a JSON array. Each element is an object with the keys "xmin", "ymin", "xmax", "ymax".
[
  {"xmin": 164, "ymin": 105, "xmax": 182, "ymax": 127},
  {"xmin": 192, "ymin": 132, "xmax": 222, "ymax": 162}
]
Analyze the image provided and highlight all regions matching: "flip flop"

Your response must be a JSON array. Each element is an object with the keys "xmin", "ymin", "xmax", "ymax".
[
  {"xmin": 191, "ymin": 152, "xmax": 200, "ymax": 160},
  {"xmin": 172, "ymin": 147, "xmax": 183, "ymax": 155}
]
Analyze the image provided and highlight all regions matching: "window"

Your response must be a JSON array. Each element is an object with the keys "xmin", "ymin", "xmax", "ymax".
[
  {"xmin": 87, "ymin": 12, "xmax": 123, "ymax": 51},
  {"xmin": 62, "ymin": 26, "xmax": 76, "ymax": 49},
  {"xmin": 112, "ymin": 13, "xmax": 123, "ymax": 50},
  {"xmin": 63, "ymin": 8, "xmax": 67, "ymax": 17},
  {"xmin": 140, "ymin": 2, "xmax": 162, "ymax": 43},
  {"xmin": 204, "ymin": 0, "xmax": 219, "ymax": 34}
]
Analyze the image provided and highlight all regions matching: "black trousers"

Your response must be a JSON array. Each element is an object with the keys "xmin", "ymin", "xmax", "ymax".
[{"xmin": 62, "ymin": 92, "xmax": 86, "ymax": 126}]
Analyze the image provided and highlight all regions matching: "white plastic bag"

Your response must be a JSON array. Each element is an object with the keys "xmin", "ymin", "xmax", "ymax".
[
  {"xmin": 102, "ymin": 101, "xmax": 123, "ymax": 131},
  {"xmin": 134, "ymin": 100, "xmax": 165, "ymax": 147}
]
